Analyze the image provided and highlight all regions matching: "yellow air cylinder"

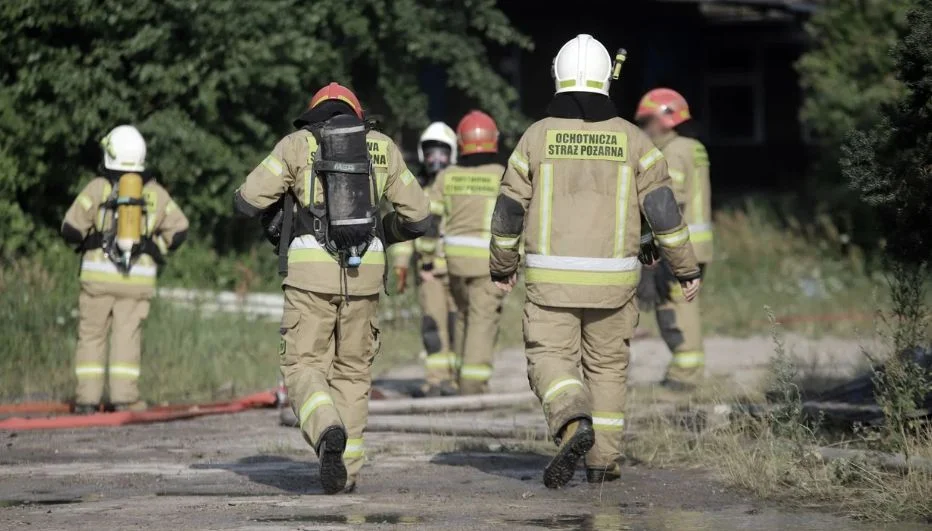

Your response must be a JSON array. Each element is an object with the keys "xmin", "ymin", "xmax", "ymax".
[{"xmin": 116, "ymin": 172, "xmax": 143, "ymax": 259}]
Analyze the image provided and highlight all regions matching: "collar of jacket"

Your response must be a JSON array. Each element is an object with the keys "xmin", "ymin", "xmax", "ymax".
[
  {"xmin": 654, "ymin": 131, "xmax": 679, "ymax": 150},
  {"xmin": 545, "ymin": 93, "xmax": 618, "ymax": 122},
  {"xmin": 102, "ymin": 168, "xmax": 152, "ymax": 183},
  {"xmin": 458, "ymin": 153, "xmax": 499, "ymax": 167}
]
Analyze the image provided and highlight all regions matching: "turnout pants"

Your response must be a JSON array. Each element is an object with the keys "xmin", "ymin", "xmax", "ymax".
[
  {"xmin": 420, "ymin": 274, "xmax": 460, "ymax": 387},
  {"xmin": 280, "ymin": 287, "xmax": 380, "ymax": 480},
  {"xmin": 657, "ymin": 286, "xmax": 705, "ymax": 385},
  {"xmin": 74, "ymin": 290, "xmax": 150, "ymax": 406},
  {"xmin": 449, "ymin": 275, "xmax": 505, "ymax": 395},
  {"xmin": 524, "ymin": 299, "xmax": 637, "ymax": 468}
]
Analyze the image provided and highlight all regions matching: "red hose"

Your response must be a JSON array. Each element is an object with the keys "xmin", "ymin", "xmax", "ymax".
[{"xmin": 0, "ymin": 391, "xmax": 278, "ymax": 431}]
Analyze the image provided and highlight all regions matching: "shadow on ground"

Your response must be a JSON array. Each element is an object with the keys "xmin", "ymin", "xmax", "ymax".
[
  {"xmin": 190, "ymin": 455, "xmax": 323, "ymax": 495},
  {"xmin": 430, "ymin": 451, "xmax": 551, "ymax": 482}
]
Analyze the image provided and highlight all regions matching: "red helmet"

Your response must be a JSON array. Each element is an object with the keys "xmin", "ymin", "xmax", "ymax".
[
  {"xmin": 308, "ymin": 82, "xmax": 363, "ymax": 119},
  {"xmin": 635, "ymin": 88, "xmax": 691, "ymax": 129},
  {"xmin": 456, "ymin": 110, "xmax": 499, "ymax": 155}
]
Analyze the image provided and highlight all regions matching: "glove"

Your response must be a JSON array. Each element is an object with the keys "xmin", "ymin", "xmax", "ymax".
[
  {"xmin": 394, "ymin": 266, "xmax": 408, "ymax": 294},
  {"xmin": 638, "ymin": 233, "xmax": 661, "ymax": 266}
]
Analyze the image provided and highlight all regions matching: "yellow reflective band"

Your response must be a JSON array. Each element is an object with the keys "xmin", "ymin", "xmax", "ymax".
[
  {"xmin": 543, "ymin": 378, "xmax": 584, "ymax": 403},
  {"xmin": 343, "ymin": 438, "xmax": 365, "ymax": 459},
  {"xmin": 558, "ymin": 79, "xmax": 575, "ymax": 88},
  {"xmin": 544, "ymin": 130, "xmax": 627, "ymax": 162},
  {"xmin": 110, "ymin": 363, "xmax": 141, "ymax": 379},
  {"xmin": 145, "ymin": 189, "xmax": 158, "ymax": 234},
  {"xmin": 289, "ymin": 248, "xmax": 385, "ymax": 265},
  {"xmin": 509, "ymin": 151, "xmax": 529, "ymax": 177},
  {"xmin": 434, "ymin": 257, "xmax": 447, "ymax": 269},
  {"xmin": 639, "ymin": 148, "xmax": 664, "ymax": 171},
  {"xmin": 366, "ymin": 139, "xmax": 389, "ymax": 168},
  {"xmin": 614, "ymin": 166, "xmax": 632, "ymax": 258},
  {"xmin": 261, "ymin": 155, "xmax": 284, "ymax": 176},
  {"xmin": 525, "ymin": 268, "xmax": 639, "ymax": 286},
  {"xmin": 442, "ymin": 172, "xmax": 499, "ymax": 197},
  {"xmin": 690, "ymin": 230, "xmax": 714, "ymax": 243},
  {"xmin": 299, "ymin": 391, "xmax": 334, "ymax": 428},
  {"xmin": 429, "ymin": 200, "xmax": 445, "ymax": 216},
  {"xmin": 592, "ymin": 411, "xmax": 625, "ymax": 432},
  {"xmin": 539, "ymin": 164, "xmax": 553, "ymax": 254},
  {"xmin": 673, "ymin": 351, "xmax": 704, "ymax": 369},
  {"xmin": 400, "ymin": 169, "xmax": 415, "ymax": 186},
  {"xmin": 425, "ymin": 352, "xmax": 459, "ymax": 369},
  {"xmin": 75, "ymin": 364, "xmax": 105, "ymax": 377},
  {"xmin": 166, "ymin": 201, "xmax": 178, "ymax": 215},
  {"xmin": 460, "ymin": 364, "xmax": 492, "ymax": 381},
  {"xmin": 155, "ymin": 235, "xmax": 169, "ymax": 255},
  {"xmin": 492, "ymin": 234, "xmax": 520, "ymax": 249},
  {"xmin": 668, "ymin": 168, "xmax": 685, "ymax": 184},
  {"xmin": 77, "ymin": 194, "xmax": 93, "ymax": 210},
  {"xmin": 79, "ymin": 271, "xmax": 157, "ymax": 286},
  {"xmin": 655, "ymin": 226, "xmax": 690, "ymax": 248},
  {"xmin": 693, "ymin": 144, "xmax": 710, "ymax": 168},
  {"xmin": 445, "ymin": 245, "xmax": 489, "ymax": 259},
  {"xmin": 414, "ymin": 238, "xmax": 438, "ymax": 254},
  {"xmin": 586, "ymin": 80, "xmax": 604, "ymax": 89}
]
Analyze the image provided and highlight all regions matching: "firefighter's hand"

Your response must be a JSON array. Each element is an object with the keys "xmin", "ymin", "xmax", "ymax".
[
  {"xmin": 680, "ymin": 278, "xmax": 701, "ymax": 302},
  {"xmin": 418, "ymin": 269, "xmax": 435, "ymax": 283},
  {"xmin": 394, "ymin": 267, "xmax": 408, "ymax": 294},
  {"xmin": 494, "ymin": 273, "xmax": 517, "ymax": 293}
]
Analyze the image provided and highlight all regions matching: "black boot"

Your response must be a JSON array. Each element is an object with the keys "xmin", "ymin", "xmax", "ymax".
[
  {"xmin": 316, "ymin": 426, "xmax": 348, "ymax": 494},
  {"xmin": 543, "ymin": 418, "xmax": 594, "ymax": 489},
  {"xmin": 73, "ymin": 404, "xmax": 98, "ymax": 415}
]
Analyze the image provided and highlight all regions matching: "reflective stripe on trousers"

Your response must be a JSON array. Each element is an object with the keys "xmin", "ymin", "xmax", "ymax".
[
  {"xmin": 525, "ymin": 254, "xmax": 641, "ymax": 286},
  {"xmin": 425, "ymin": 351, "xmax": 459, "ymax": 369},
  {"xmin": 298, "ymin": 391, "xmax": 335, "ymax": 429},
  {"xmin": 343, "ymin": 437, "xmax": 365, "ymax": 459},
  {"xmin": 542, "ymin": 377, "xmax": 584, "ymax": 403},
  {"xmin": 672, "ymin": 350, "xmax": 704, "ymax": 369},
  {"xmin": 592, "ymin": 411, "xmax": 625, "ymax": 432},
  {"xmin": 460, "ymin": 363, "xmax": 492, "ymax": 382}
]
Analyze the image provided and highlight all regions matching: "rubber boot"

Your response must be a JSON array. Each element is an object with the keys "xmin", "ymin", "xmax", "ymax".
[
  {"xmin": 73, "ymin": 404, "xmax": 98, "ymax": 415},
  {"xmin": 111, "ymin": 400, "xmax": 148, "ymax": 412},
  {"xmin": 543, "ymin": 418, "xmax": 594, "ymax": 489},
  {"xmin": 587, "ymin": 462, "xmax": 621, "ymax": 484},
  {"xmin": 316, "ymin": 426, "xmax": 348, "ymax": 494}
]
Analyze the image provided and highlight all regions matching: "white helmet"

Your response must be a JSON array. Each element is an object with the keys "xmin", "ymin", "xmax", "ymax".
[
  {"xmin": 552, "ymin": 34, "xmax": 612, "ymax": 96},
  {"xmin": 101, "ymin": 125, "xmax": 146, "ymax": 172},
  {"xmin": 417, "ymin": 122, "xmax": 457, "ymax": 165}
]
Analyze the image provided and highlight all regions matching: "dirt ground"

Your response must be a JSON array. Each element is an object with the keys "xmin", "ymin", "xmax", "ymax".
[{"xmin": 0, "ymin": 335, "xmax": 920, "ymax": 531}]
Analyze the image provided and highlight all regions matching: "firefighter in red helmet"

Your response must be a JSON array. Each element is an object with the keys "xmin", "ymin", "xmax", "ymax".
[
  {"xmin": 635, "ymin": 88, "xmax": 713, "ymax": 390},
  {"xmin": 433, "ymin": 110, "xmax": 509, "ymax": 395},
  {"xmin": 234, "ymin": 82, "xmax": 430, "ymax": 493}
]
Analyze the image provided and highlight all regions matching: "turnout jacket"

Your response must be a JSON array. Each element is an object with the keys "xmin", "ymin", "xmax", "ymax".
[
  {"xmin": 490, "ymin": 117, "xmax": 700, "ymax": 309},
  {"xmin": 61, "ymin": 177, "xmax": 189, "ymax": 298},
  {"xmin": 235, "ymin": 129, "xmax": 430, "ymax": 296},
  {"xmin": 392, "ymin": 176, "xmax": 448, "ymax": 275},
  {"xmin": 436, "ymin": 161, "xmax": 506, "ymax": 278}
]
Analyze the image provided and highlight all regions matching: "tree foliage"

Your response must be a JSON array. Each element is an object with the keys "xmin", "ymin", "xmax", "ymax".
[
  {"xmin": 841, "ymin": 0, "xmax": 932, "ymax": 266},
  {"xmin": 796, "ymin": 0, "xmax": 911, "ymax": 183},
  {"xmin": 0, "ymin": 0, "xmax": 531, "ymax": 255}
]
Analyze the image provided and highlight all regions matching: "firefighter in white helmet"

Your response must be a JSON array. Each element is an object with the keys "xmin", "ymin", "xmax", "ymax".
[
  {"xmin": 392, "ymin": 122, "xmax": 461, "ymax": 396},
  {"xmin": 490, "ymin": 34, "xmax": 701, "ymax": 487},
  {"xmin": 61, "ymin": 125, "xmax": 189, "ymax": 413}
]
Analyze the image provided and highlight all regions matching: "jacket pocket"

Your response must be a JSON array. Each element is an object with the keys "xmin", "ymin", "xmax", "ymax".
[{"xmin": 279, "ymin": 309, "xmax": 301, "ymax": 366}]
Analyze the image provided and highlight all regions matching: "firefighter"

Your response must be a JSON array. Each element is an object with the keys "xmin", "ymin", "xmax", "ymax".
[
  {"xmin": 233, "ymin": 83, "xmax": 429, "ymax": 494},
  {"xmin": 635, "ymin": 88, "xmax": 713, "ymax": 390},
  {"xmin": 437, "ymin": 111, "xmax": 508, "ymax": 395},
  {"xmin": 393, "ymin": 122, "xmax": 461, "ymax": 397},
  {"xmin": 62, "ymin": 125, "xmax": 189, "ymax": 414},
  {"xmin": 489, "ymin": 35, "xmax": 701, "ymax": 487}
]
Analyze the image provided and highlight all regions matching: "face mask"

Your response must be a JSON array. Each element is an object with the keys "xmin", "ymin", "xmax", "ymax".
[{"xmin": 423, "ymin": 146, "xmax": 451, "ymax": 176}]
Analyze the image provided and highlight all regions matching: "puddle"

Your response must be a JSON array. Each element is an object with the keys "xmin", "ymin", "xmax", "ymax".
[
  {"xmin": 0, "ymin": 499, "xmax": 81, "ymax": 508},
  {"xmin": 156, "ymin": 491, "xmax": 277, "ymax": 497},
  {"xmin": 254, "ymin": 513, "xmax": 423, "ymax": 525},
  {"xmin": 505, "ymin": 514, "xmax": 630, "ymax": 530}
]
